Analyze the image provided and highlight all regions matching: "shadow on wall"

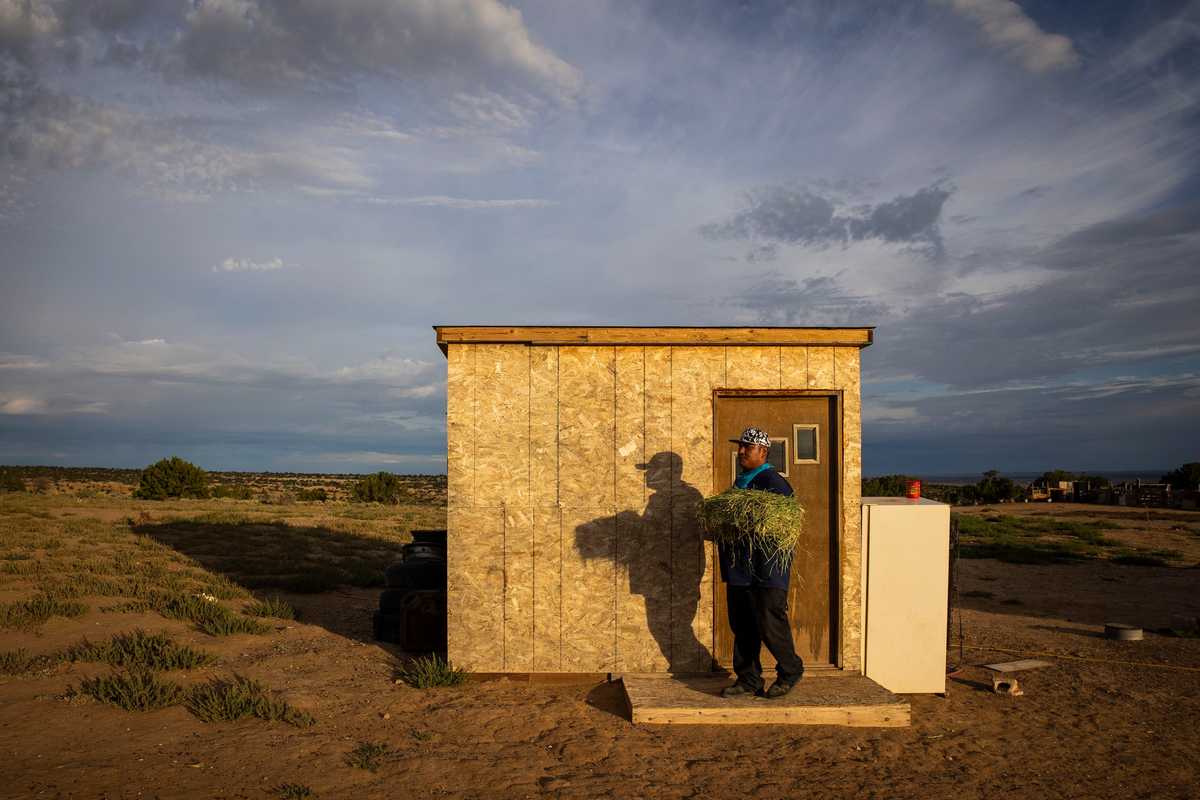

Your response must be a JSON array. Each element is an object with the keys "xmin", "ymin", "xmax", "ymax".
[{"xmin": 573, "ymin": 451, "xmax": 712, "ymax": 672}]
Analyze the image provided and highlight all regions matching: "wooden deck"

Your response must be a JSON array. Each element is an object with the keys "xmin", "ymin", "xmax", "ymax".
[{"xmin": 620, "ymin": 673, "xmax": 910, "ymax": 727}]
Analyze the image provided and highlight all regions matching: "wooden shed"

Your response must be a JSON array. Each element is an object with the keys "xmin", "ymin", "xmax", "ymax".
[{"xmin": 435, "ymin": 326, "xmax": 873, "ymax": 676}]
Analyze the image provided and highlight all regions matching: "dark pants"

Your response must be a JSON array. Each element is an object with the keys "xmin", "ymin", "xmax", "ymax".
[{"xmin": 727, "ymin": 585, "xmax": 804, "ymax": 691}]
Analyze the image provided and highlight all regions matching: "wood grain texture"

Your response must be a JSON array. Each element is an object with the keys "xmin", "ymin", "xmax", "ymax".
[
  {"xmin": 437, "ymin": 326, "xmax": 873, "ymax": 348},
  {"xmin": 503, "ymin": 506, "xmax": 535, "ymax": 671},
  {"xmin": 669, "ymin": 346, "xmax": 724, "ymax": 672},
  {"xmin": 780, "ymin": 346, "xmax": 809, "ymax": 388},
  {"xmin": 725, "ymin": 346, "xmax": 781, "ymax": 390},
  {"xmin": 532, "ymin": 505, "xmax": 562, "ymax": 671},
  {"xmin": 446, "ymin": 344, "xmax": 475, "ymax": 508},
  {"xmin": 473, "ymin": 344, "xmax": 529, "ymax": 508},
  {"xmin": 528, "ymin": 346, "xmax": 559, "ymax": 507},
  {"xmin": 447, "ymin": 507, "xmax": 504, "ymax": 671},
  {"xmin": 835, "ymin": 346, "xmax": 863, "ymax": 671},
  {"xmin": 562, "ymin": 506, "xmax": 616, "ymax": 671},
  {"xmin": 558, "ymin": 347, "xmax": 616, "ymax": 508},
  {"xmin": 615, "ymin": 346, "xmax": 646, "ymax": 510},
  {"xmin": 807, "ymin": 346, "xmax": 835, "ymax": 390},
  {"xmin": 622, "ymin": 674, "xmax": 909, "ymax": 727}
]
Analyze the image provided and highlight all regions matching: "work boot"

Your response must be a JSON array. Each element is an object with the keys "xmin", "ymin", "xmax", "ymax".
[
  {"xmin": 721, "ymin": 682, "xmax": 759, "ymax": 698},
  {"xmin": 765, "ymin": 676, "xmax": 801, "ymax": 699}
]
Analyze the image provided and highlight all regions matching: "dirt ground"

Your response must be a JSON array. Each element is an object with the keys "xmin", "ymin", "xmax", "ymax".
[{"xmin": 1, "ymin": 494, "xmax": 1198, "ymax": 799}]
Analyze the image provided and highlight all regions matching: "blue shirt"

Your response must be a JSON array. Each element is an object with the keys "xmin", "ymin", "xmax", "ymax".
[{"xmin": 717, "ymin": 464, "xmax": 795, "ymax": 589}]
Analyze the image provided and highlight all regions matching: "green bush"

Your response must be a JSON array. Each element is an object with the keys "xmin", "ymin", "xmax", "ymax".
[
  {"xmin": 0, "ymin": 469, "xmax": 25, "ymax": 493},
  {"xmin": 351, "ymin": 472, "xmax": 402, "ymax": 504},
  {"xmin": 134, "ymin": 457, "xmax": 210, "ymax": 500},
  {"xmin": 295, "ymin": 487, "xmax": 328, "ymax": 502}
]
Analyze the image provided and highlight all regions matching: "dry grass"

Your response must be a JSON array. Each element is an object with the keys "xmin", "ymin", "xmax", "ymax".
[
  {"xmin": 66, "ymin": 629, "xmax": 215, "ymax": 671},
  {"xmin": 79, "ymin": 670, "xmax": 187, "ymax": 711}
]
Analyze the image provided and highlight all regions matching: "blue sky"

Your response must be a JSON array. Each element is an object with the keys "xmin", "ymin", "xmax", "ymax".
[{"xmin": 1, "ymin": 0, "xmax": 1197, "ymax": 476}]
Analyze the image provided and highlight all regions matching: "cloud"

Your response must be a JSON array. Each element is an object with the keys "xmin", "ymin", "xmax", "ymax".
[
  {"xmin": 933, "ymin": 0, "xmax": 1080, "ymax": 72},
  {"xmin": 364, "ymin": 195, "xmax": 553, "ymax": 210},
  {"xmin": 213, "ymin": 256, "xmax": 285, "ymax": 273},
  {"xmin": 727, "ymin": 273, "xmax": 887, "ymax": 325},
  {"xmin": 701, "ymin": 182, "xmax": 953, "ymax": 258}
]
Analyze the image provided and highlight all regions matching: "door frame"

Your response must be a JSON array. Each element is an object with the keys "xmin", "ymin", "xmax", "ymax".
[{"xmin": 710, "ymin": 388, "xmax": 845, "ymax": 669}]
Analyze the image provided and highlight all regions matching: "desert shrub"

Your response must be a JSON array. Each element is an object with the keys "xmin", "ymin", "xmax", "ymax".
[
  {"xmin": 211, "ymin": 484, "xmax": 254, "ymax": 500},
  {"xmin": 244, "ymin": 595, "xmax": 296, "ymax": 620},
  {"xmin": 0, "ymin": 470, "xmax": 24, "ymax": 493},
  {"xmin": 274, "ymin": 784, "xmax": 317, "ymax": 800},
  {"xmin": 351, "ymin": 472, "xmax": 403, "ymax": 504},
  {"xmin": 186, "ymin": 675, "xmax": 315, "ymax": 726},
  {"xmin": 345, "ymin": 741, "xmax": 391, "ymax": 772},
  {"xmin": 134, "ymin": 457, "xmax": 209, "ymax": 500},
  {"xmin": 66, "ymin": 629, "xmax": 215, "ymax": 671},
  {"xmin": 396, "ymin": 654, "xmax": 467, "ymax": 688},
  {"xmin": 0, "ymin": 594, "xmax": 88, "ymax": 629},
  {"xmin": 295, "ymin": 487, "xmax": 328, "ymax": 502},
  {"xmin": 80, "ymin": 670, "xmax": 186, "ymax": 711},
  {"xmin": 0, "ymin": 649, "xmax": 34, "ymax": 674},
  {"xmin": 149, "ymin": 592, "xmax": 270, "ymax": 636}
]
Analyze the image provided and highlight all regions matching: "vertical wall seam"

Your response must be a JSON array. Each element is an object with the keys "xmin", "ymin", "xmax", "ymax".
[
  {"xmin": 502, "ymin": 504, "xmax": 507, "ymax": 669},
  {"xmin": 528, "ymin": 347, "xmax": 533, "ymax": 671},
  {"xmin": 667, "ymin": 346, "xmax": 674, "ymax": 668},
  {"xmin": 556, "ymin": 347, "xmax": 562, "ymax": 669},
  {"xmin": 612, "ymin": 346, "xmax": 618, "ymax": 668}
]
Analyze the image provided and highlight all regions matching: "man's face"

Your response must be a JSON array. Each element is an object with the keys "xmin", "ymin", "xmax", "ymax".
[{"xmin": 737, "ymin": 442, "xmax": 768, "ymax": 471}]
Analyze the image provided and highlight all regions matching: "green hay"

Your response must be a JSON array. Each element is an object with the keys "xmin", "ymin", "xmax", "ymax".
[{"xmin": 699, "ymin": 488, "xmax": 806, "ymax": 570}]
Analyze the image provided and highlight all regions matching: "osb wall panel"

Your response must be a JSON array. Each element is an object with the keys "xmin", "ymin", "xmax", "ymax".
[
  {"xmin": 446, "ymin": 506, "xmax": 504, "ymax": 671},
  {"xmin": 446, "ymin": 344, "xmax": 475, "ymax": 508},
  {"xmin": 561, "ymin": 507, "xmax": 616, "ymax": 671},
  {"xmin": 444, "ymin": 340, "xmax": 865, "ymax": 673},
  {"xmin": 808, "ymin": 346, "xmax": 835, "ymax": 389},
  {"xmin": 558, "ymin": 347, "xmax": 616, "ymax": 508},
  {"xmin": 780, "ymin": 346, "xmax": 808, "ymax": 387},
  {"xmin": 503, "ymin": 506, "xmax": 535, "ymax": 672},
  {"xmin": 669, "ymin": 347, "xmax": 725, "ymax": 672},
  {"xmin": 835, "ymin": 347, "xmax": 863, "ymax": 671},
  {"xmin": 529, "ymin": 347, "xmax": 559, "ymax": 507},
  {"xmin": 474, "ymin": 344, "xmax": 529, "ymax": 508},
  {"xmin": 531, "ymin": 506, "xmax": 562, "ymax": 671},
  {"xmin": 615, "ymin": 347, "xmax": 646, "ymax": 509},
  {"xmin": 725, "ymin": 346, "xmax": 782, "ymax": 390}
]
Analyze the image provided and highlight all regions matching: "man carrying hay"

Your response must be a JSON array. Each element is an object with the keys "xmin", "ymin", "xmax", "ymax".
[{"xmin": 713, "ymin": 427, "xmax": 805, "ymax": 699}]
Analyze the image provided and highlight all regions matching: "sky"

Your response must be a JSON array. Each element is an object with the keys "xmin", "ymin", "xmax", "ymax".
[{"xmin": 0, "ymin": 0, "xmax": 1198, "ymax": 477}]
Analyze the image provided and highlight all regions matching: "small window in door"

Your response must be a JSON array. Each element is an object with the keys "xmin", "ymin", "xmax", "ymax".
[
  {"xmin": 730, "ymin": 438, "xmax": 790, "ymax": 480},
  {"xmin": 793, "ymin": 423, "xmax": 819, "ymax": 464}
]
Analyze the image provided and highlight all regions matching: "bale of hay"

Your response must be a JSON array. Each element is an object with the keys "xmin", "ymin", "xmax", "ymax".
[{"xmin": 700, "ymin": 488, "xmax": 806, "ymax": 570}]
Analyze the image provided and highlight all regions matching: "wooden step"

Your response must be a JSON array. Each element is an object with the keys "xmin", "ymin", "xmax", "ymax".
[{"xmin": 620, "ymin": 674, "xmax": 910, "ymax": 727}]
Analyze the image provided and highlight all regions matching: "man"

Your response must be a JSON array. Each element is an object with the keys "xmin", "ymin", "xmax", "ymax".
[{"xmin": 719, "ymin": 426, "xmax": 805, "ymax": 699}]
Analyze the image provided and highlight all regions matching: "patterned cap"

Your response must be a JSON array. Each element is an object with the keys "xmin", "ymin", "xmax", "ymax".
[{"xmin": 730, "ymin": 426, "xmax": 771, "ymax": 448}]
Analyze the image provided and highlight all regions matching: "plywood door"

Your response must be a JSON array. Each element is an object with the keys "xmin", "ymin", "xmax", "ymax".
[{"xmin": 713, "ymin": 395, "xmax": 838, "ymax": 668}]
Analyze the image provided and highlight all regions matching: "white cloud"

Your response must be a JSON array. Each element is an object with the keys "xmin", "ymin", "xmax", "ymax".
[
  {"xmin": 213, "ymin": 256, "xmax": 286, "ymax": 273},
  {"xmin": 364, "ymin": 195, "xmax": 553, "ymax": 210},
  {"xmin": 0, "ymin": 393, "xmax": 47, "ymax": 414},
  {"xmin": 310, "ymin": 450, "xmax": 447, "ymax": 467},
  {"xmin": 933, "ymin": 0, "xmax": 1080, "ymax": 72}
]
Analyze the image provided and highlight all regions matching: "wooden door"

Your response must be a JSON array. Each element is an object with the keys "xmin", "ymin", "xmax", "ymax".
[{"xmin": 713, "ymin": 394, "xmax": 839, "ymax": 668}]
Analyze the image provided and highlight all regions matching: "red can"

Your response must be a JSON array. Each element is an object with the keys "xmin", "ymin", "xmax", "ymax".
[{"xmin": 906, "ymin": 479, "xmax": 922, "ymax": 499}]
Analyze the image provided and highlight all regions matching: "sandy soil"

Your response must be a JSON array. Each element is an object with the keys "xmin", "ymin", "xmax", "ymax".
[{"xmin": 1, "ymin": 499, "xmax": 1198, "ymax": 799}]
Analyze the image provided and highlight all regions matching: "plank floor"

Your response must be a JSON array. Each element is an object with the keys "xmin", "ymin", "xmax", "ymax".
[{"xmin": 620, "ymin": 673, "xmax": 910, "ymax": 727}]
